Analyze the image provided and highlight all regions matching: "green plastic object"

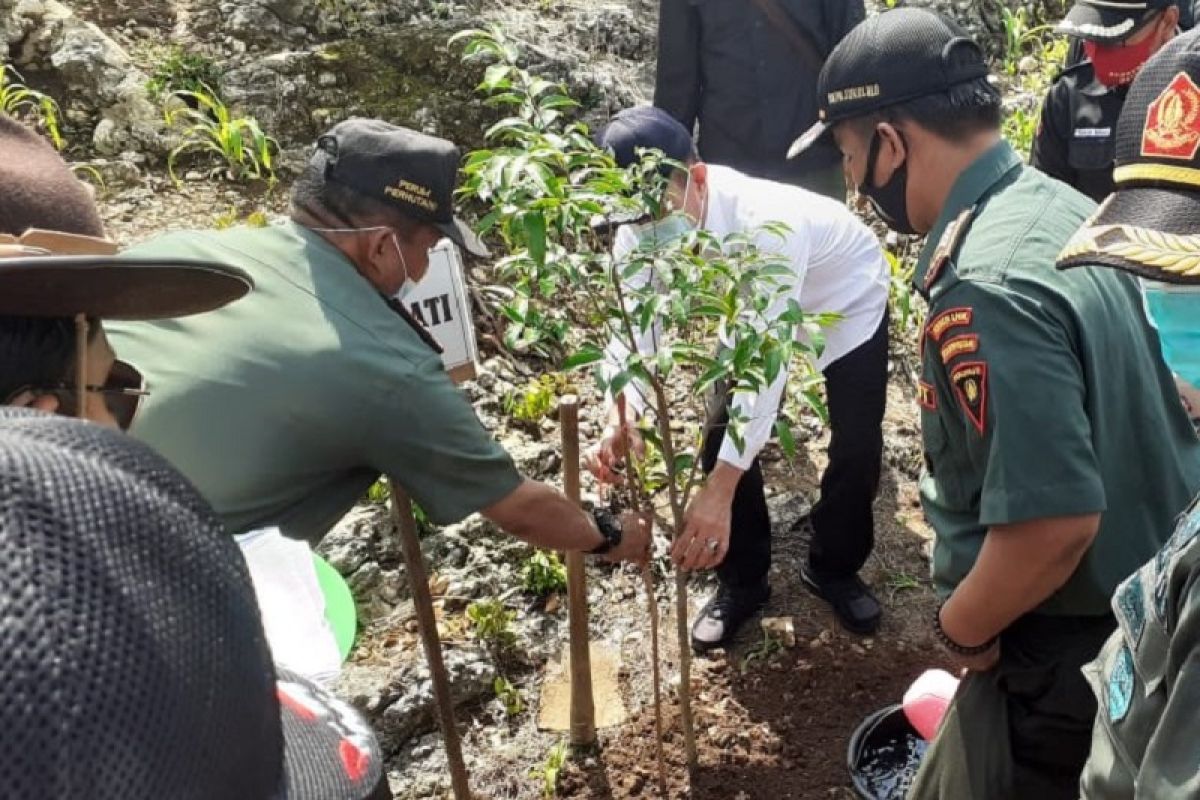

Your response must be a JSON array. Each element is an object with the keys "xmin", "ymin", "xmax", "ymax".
[{"xmin": 312, "ymin": 553, "xmax": 357, "ymax": 662}]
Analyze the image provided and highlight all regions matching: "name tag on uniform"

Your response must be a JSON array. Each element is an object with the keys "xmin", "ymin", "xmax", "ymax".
[{"xmin": 1074, "ymin": 127, "xmax": 1112, "ymax": 139}]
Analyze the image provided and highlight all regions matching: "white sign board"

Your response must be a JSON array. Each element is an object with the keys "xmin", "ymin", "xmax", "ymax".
[{"xmin": 401, "ymin": 239, "xmax": 478, "ymax": 383}]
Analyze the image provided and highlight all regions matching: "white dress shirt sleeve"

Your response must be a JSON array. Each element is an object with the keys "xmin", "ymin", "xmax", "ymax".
[{"xmin": 716, "ymin": 227, "xmax": 811, "ymax": 470}]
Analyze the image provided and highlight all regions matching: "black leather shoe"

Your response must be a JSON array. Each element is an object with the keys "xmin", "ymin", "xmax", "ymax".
[
  {"xmin": 690, "ymin": 580, "xmax": 771, "ymax": 653},
  {"xmin": 799, "ymin": 563, "xmax": 881, "ymax": 636}
]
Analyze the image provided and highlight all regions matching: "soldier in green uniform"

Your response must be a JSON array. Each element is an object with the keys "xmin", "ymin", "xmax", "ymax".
[
  {"xmin": 788, "ymin": 9, "xmax": 1200, "ymax": 798},
  {"xmin": 1054, "ymin": 28, "xmax": 1200, "ymax": 798},
  {"xmin": 106, "ymin": 120, "xmax": 651, "ymax": 565}
]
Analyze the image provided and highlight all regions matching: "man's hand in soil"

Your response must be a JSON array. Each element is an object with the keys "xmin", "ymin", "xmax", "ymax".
[
  {"xmin": 585, "ymin": 420, "xmax": 645, "ymax": 485},
  {"xmin": 605, "ymin": 510, "xmax": 653, "ymax": 566},
  {"xmin": 671, "ymin": 462, "xmax": 742, "ymax": 570}
]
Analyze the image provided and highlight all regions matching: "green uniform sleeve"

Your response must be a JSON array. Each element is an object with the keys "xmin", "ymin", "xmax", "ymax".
[
  {"xmin": 363, "ymin": 354, "xmax": 522, "ymax": 526},
  {"xmin": 932, "ymin": 282, "xmax": 1107, "ymax": 526}
]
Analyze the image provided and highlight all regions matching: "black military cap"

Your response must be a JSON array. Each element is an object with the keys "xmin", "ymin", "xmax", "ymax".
[
  {"xmin": 311, "ymin": 118, "xmax": 488, "ymax": 257},
  {"xmin": 1057, "ymin": 28, "xmax": 1200, "ymax": 283},
  {"xmin": 1057, "ymin": 0, "xmax": 1177, "ymax": 45},
  {"xmin": 788, "ymin": 8, "xmax": 989, "ymax": 159}
]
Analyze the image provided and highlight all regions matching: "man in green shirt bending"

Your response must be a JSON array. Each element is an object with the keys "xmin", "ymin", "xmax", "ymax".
[
  {"xmin": 789, "ymin": 9, "xmax": 1200, "ymax": 798},
  {"xmin": 108, "ymin": 119, "xmax": 648, "ymax": 563}
]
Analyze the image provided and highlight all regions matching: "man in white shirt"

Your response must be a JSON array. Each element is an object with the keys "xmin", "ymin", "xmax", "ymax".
[{"xmin": 587, "ymin": 107, "xmax": 891, "ymax": 648}]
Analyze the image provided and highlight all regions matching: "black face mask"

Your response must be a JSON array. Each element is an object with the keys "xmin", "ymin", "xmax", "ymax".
[{"xmin": 860, "ymin": 130, "xmax": 917, "ymax": 235}]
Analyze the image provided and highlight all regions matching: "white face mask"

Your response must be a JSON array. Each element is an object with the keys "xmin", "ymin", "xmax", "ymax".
[{"xmin": 310, "ymin": 225, "xmax": 415, "ymax": 301}]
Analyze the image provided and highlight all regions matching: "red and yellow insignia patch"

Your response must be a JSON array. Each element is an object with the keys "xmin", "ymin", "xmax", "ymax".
[
  {"xmin": 1142, "ymin": 71, "xmax": 1200, "ymax": 162},
  {"xmin": 950, "ymin": 361, "xmax": 988, "ymax": 435},
  {"xmin": 918, "ymin": 380, "xmax": 937, "ymax": 411},
  {"xmin": 940, "ymin": 333, "xmax": 979, "ymax": 363},
  {"xmin": 926, "ymin": 307, "xmax": 973, "ymax": 343}
]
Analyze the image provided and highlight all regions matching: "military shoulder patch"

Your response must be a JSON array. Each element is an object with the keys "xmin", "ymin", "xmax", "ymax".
[
  {"xmin": 940, "ymin": 334, "xmax": 979, "ymax": 364},
  {"xmin": 926, "ymin": 307, "xmax": 973, "ymax": 343},
  {"xmin": 918, "ymin": 380, "xmax": 937, "ymax": 411},
  {"xmin": 949, "ymin": 361, "xmax": 988, "ymax": 435},
  {"xmin": 924, "ymin": 206, "xmax": 975, "ymax": 291},
  {"xmin": 1116, "ymin": 571, "xmax": 1147, "ymax": 646},
  {"xmin": 1107, "ymin": 644, "xmax": 1135, "ymax": 724}
]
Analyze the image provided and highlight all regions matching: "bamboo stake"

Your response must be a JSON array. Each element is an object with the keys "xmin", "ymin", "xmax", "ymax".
[
  {"xmin": 559, "ymin": 395, "xmax": 596, "ymax": 747},
  {"xmin": 389, "ymin": 480, "xmax": 472, "ymax": 800}
]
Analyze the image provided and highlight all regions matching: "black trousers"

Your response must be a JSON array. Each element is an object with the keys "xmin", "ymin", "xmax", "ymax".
[
  {"xmin": 703, "ymin": 311, "xmax": 889, "ymax": 588},
  {"xmin": 908, "ymin": 613, "xmax": 1116, "ymax": 799}
]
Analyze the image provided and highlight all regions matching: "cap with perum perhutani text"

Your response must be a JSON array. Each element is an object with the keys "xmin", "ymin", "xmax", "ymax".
[
  {"xmin": 787, "ymin": 8, "xmax": 989, "ymax": 159},
  {"xmin": 310, "ymin": 118, "xmax": 488, "ymax": 258}
]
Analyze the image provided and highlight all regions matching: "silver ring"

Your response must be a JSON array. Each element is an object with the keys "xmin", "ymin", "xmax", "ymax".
[{"xmin": 706, "ymin": 539, "xmax": 719, "ymax": 553}]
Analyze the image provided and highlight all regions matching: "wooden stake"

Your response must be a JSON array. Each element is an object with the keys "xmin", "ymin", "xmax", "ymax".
[
  {"xmin": 559, "ymin": 395, "xmax": 597, "ymax": 747},
  {"xmin": 389, "ymin": 480, "xmax": 472, "ymax": 800}
]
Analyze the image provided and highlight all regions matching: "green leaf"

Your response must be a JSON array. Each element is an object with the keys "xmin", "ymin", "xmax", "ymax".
[
  {"xmin": 562, "ymin": 345, "xmax": 604, "ymax": 371},
  {"xmin": 764, "ymin": 344, "xmax": 784, "ymax": 385},
  {"xmin": 672, "ymin": 452, "xmax": 695, "ymax": 476},
  {"xmin": 524, "ymin": 212, "xmax": 547, "ymax": 267},
  {"xmin": 774, "ymin": 418, "xmax": 797, "ymax": 459}
]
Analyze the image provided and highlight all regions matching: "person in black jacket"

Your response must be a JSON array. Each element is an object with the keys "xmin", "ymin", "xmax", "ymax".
[
  {"xmin": 654, "ymin": 0, "xmax": 864, "ymax": 199},
  {"xmin": 1032, "ymin": 0, "xmax": 1180, "ymax": 202}
]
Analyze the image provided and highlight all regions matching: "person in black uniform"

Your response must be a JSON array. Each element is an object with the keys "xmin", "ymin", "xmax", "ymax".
[
  {"xmin": 1032, "ymin": 0, "xmax": 1180, "ymax": 202},
  {"xmin": 654, "ymin": 0, "xmax": 864, "ymax": 200}
]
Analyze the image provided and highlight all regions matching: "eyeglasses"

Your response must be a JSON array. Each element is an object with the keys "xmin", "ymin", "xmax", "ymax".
[{"xmin": 6, "ymin": 359, "xmax": 149, "ymax": 431}]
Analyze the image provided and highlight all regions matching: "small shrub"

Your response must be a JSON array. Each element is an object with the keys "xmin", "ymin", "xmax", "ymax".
[
  {"xmin": 213, "ymin": 206, "xmax": 269, "ymax": 230},
  {"xmin": 466, "ymin": 598, "xmax": 517, "ymax": 653},
  {"xmin": 0, "ymin": 65, "xmax": 64, "ymax": 149},
  {"xmin": 531, "ymin": 740, "xmax": 569, "ymax": 799},
  {"xmin": 165, "ymin": 85, "xmax": 278, "ymax": 185},
  {"xmin": 147, "ymin": 47, "xmax": 223, "ymax": 101},
  {"xmin": 70, "ymin": 163, "xmax": 108, "ymax": 198},
  {"xmin": 503, "ymin": 373, "xmax": 575, "ymax": 425},
  {"xmin": 493, "ymin": 676, "xmax": 524, "ymax": 717},
  {"xmin": 739, "ymin": 631, "xmax": 783, "ymax": 673},
  {"xmin": 361, "ymin": 477, "xmax": 434, "ymax": 534},
  {"xmin": 521, "ymin": 550, "xmax": 567, "ymax": 595},
  {"xmin": 885, "ymin": 248, "xmax": 921, "ymax": 335}
]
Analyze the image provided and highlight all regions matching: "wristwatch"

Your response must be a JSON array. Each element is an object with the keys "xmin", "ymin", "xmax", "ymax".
[
  {"xmin": 588, "ymin": 508, "xmax": 623, "ymax": 555},
  {"xmin": 933, "ymin": 602, "xmax": 998, "ymax": 656}
]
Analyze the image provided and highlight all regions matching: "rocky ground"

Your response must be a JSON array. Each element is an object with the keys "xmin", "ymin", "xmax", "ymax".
[{"xmin": 5, "ymin": 0, "xmax": 1076, "ymax": 796}]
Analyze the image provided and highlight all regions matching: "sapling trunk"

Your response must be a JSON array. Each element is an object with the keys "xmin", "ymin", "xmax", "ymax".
[
  {"xmin": 648, "ymin": 381, "xmax": 698, "ymax": 769},
  {"xmin": 618, "ymin": 400, "xmax": 668, "ymax": 795}
]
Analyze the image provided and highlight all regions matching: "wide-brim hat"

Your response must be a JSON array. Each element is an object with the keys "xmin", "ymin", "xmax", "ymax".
[
  {"xmin": 0, "ymin": 228, "xmax": 253, "ymax": 318},
  {"xmin": 1057, "ymin": 28, "xmax": 1200, "ymax": 284},
  {"xmin": 1057, "ymin": 1, "xmax": 1172, "ymax": 45},
  {"xmin": 0, "ymin": 408, "xmax": 386, "ymax": 799}
]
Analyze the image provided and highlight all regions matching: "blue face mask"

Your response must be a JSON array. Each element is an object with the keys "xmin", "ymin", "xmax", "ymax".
[
  {"xmin": 1142, "ymin": 281, "xmax": 1200, "ymax": 390},
  {"xmin": 612, "ymin": 175, "xmax": 699, "ymax": 261}
]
